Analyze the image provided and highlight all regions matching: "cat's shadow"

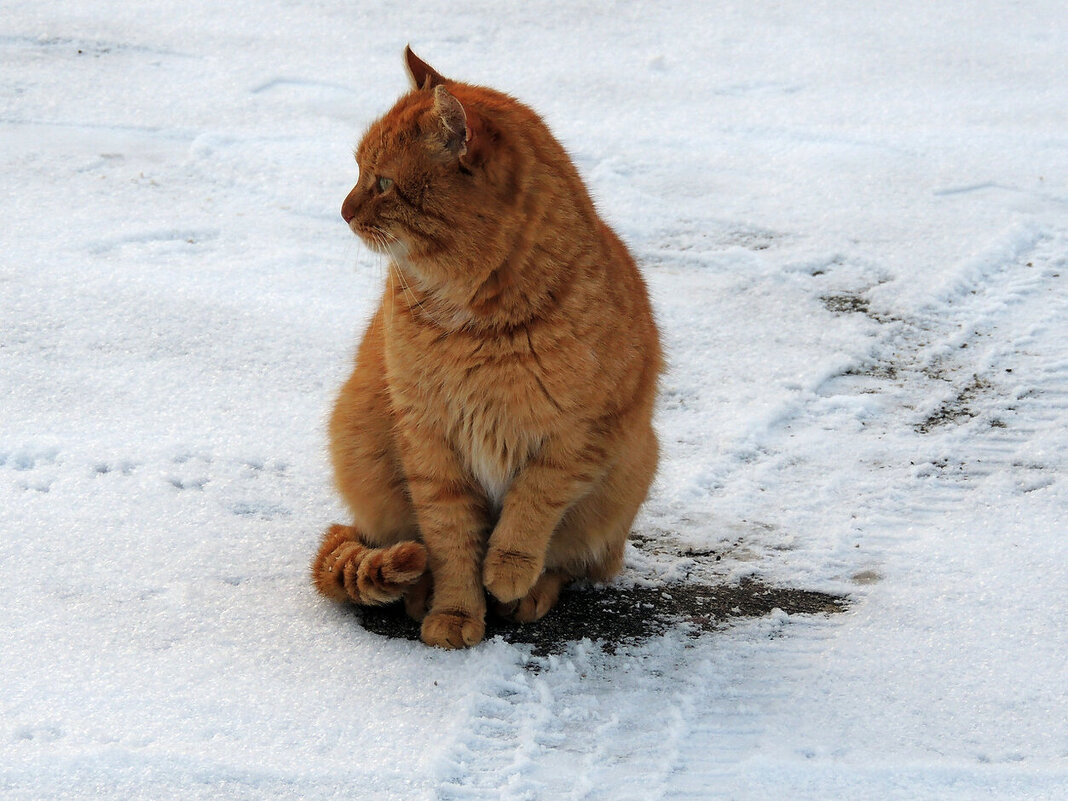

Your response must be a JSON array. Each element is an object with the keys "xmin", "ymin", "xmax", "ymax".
[{"xmin": 351, "ymin": 578, "xmax": 847, "ymax": 656}]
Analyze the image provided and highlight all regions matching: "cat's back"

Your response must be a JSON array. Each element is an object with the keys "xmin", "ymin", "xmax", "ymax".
[{"xmin": 443, "ymin": 81, "xmax": 662, "ymax": 396}]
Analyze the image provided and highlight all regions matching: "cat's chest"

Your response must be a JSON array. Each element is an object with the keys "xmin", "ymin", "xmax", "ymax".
[
  {"xmin": 404, "ymin": 334, "xmax": 556, "ymax": 508},
  {"xmin": 446, "ymin": 365, "xmax": 545, "ymax": 508},
  {"xmin": 457, "ymin": 414, "xmax": 532, "ymax": 509}
]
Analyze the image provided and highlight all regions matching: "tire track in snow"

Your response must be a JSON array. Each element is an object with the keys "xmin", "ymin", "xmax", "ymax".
[
  {"xmin": 647, "ymin": 225, "xmax": 1064, "ymax": 790},
  {"xmin": 890, "ymin": 227, "xmax": 1064, "ymax": 498},
  {"xmin": 731, "ymin": 222, "xmax": 1064, "ymax": 553},
  {"xmin": 430, "ymin": 618, "xmax": 848, "ymax": 799},
  {"xmin": 433, "ymin": 667, "xmax": 569, "ymax": 800},
  {"xmin": 430, "ymin": 636, "xmax": 735, "ymax": 800},
  {"xmin": 657, "ymin": 224, "xmax": 1067, "ymax": 794},
  {"xmin": 664, "ymin": 616, "xmax": 844, "ymax": 799}
]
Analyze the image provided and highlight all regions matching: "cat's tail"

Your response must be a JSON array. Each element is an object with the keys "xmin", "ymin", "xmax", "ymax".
[{"xmin": 312, "ymin": 524, "xmax": 427, "ymax": 606}]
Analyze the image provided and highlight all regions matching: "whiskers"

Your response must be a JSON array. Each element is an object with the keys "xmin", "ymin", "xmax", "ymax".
[
  {"xmin": 347, "ymin": 228, "xmax": 389, "ymax": 303},
  {"xmin": 365, "ymin": 228, "xmax": 404, "ymax": 261}
]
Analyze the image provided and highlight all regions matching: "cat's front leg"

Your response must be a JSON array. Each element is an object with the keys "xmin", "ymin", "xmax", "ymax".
[
  {"xmin": 398, "ymin": 431, "xmax": 490, "ymax": 649},
  {"xmin": 484, "ymin": 436, "xmax": 602, "ymax": 604},
  {"xmin": 420, "ymin": 526, "xmax": 488, "ymax": 647}
]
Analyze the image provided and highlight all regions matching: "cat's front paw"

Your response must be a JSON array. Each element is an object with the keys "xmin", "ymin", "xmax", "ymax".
[
  {"xmin": 421, "ymin": 609, "xmax": 485, "ymax": 649},
  {"xmin": 482, "ymin": 547, "xmax": 543, "ymax": 604}
]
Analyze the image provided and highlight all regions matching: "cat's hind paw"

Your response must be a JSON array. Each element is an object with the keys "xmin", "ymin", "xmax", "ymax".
[
  {"xmin": 492, "ymin": 570, "xmax": 569, "ymax": 623},
  {"xmin": 403, "ymin": 573, "xmax": 433, "ymax": 622}
]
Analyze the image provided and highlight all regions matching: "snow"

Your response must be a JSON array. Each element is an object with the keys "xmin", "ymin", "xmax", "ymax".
[{"xmin": 2, "ymin": 2, "xmax": 1065, "ymax": 798}]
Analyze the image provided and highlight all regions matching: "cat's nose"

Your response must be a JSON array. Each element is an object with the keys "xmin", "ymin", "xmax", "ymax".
[{"xmin": 341, "ymin": 187, "xmax": 359, "ymax": 223}]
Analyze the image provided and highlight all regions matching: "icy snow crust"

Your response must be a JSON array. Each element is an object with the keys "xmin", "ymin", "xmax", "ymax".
[{"xmin": 2, "ymin": 2, "xmax": 1065, "ymax": 798}]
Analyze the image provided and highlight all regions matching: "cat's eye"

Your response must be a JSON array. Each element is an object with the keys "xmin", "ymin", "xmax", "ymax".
[{"xmin": 376, "ymin": 176, "xmax": 394, "ymax": 192}]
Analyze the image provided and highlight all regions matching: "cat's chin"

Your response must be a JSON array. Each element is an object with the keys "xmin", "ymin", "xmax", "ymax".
[
  {"xmin": 356, "ymin": 228, "xmax": 406, "ymax": 259},
  {"xmin": 360, "ymin": 236, "xmax": 387, "ymax": 254}
]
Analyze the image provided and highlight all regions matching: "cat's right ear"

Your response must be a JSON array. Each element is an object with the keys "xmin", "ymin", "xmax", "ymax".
[
  {"xmin": 405, "ymin": 45, "xmax": 447, "ymax": 90},
  {"xmin": 432, "ymin": 85, "xmax": 469, "ymax": 157}
]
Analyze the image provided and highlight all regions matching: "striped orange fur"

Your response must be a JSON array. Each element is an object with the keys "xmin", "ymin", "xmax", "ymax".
[{"xmin": 313, "ymin": 48, "xmax": 662, "ymax": 649}]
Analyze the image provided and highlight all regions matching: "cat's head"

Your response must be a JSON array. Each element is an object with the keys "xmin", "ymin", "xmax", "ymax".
[{"xmin": 341, "ymin": 48, "xmax": 497, "ymax": 274}]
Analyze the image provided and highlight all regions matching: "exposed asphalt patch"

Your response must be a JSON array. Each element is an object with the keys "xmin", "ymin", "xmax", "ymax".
[
  {"xmin": 822, "ymin": 293, "xmax": 873, "ymax": 316},
  {"xmin": 915, "ymin": 374, "xmax": 992, "ymax": 433},
  {"xmin": 821, "ymin": 292, "xmax": 901, "ymax": 324},
  {"xmin": 351, "ymin": 578, "xmax": 848, "ymax": 656}
]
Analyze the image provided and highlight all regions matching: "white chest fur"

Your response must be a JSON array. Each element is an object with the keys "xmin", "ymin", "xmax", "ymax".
[
  {"xmin": 468, "ymin": 448, "xmax": 513, "ymax": 510},
  {"xmin": 453, "ymin": 404, "xmax": 538, "ymax": 511}
]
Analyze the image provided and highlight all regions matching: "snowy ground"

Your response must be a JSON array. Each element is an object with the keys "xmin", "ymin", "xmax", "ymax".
[{"xmin": 2, "ymin": 2, "xmax": 1066, "ymax": 799}]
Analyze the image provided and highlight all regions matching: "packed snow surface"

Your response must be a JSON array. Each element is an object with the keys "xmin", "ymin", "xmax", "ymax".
[{"xmin": 2, "ymin": 2, "xmax": 1066, "ymax": 799}]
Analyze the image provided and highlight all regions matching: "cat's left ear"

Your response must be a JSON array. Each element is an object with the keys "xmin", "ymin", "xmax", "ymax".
[
  {"xmin": 405, "ymin": 45, "xmax": 447, "ymax": 90},
  {"xmin": 433, "ymin": 85, "xmax": 470, "ymax": 157}
]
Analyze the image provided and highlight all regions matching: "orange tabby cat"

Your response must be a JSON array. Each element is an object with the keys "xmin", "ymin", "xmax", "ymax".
[{"xmin": 312, "ymin": 47, "xmax": 662, "ymax": 649}]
